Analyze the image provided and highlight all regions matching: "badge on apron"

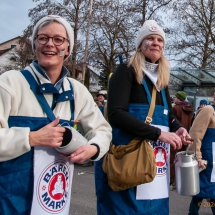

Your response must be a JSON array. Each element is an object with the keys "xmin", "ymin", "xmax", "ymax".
[
  {"xmin": 136, "ymin": 125, "xmax": 170, "ymax": 200},
  {"xmin": 31, "ymin": 147, "xmax": 74, "ymax": 215}
]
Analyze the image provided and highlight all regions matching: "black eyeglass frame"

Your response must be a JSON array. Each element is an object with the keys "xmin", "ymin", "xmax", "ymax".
[{"xmin": 36, "ymin": 34, "xmax": 69, "ymax": 46}]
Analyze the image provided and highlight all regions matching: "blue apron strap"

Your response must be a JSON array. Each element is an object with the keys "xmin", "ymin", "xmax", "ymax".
[
  {"xmin": 142, "ymin": 79, "xmax": 151, "ymax": 104},
  {"xmin": 142, "ymin": 78, "xmax": 168, "ymax": 110},
  {"xmin": 67, "ymin": 78, "xmax": 75, "ymax": 121},
  {"xmin": 161, "ymin": 89, "xmax": 168, "ymax": 109},
  {"xmin": 20, "ymin": 70, "xmax": 56, "ymax": 122}
]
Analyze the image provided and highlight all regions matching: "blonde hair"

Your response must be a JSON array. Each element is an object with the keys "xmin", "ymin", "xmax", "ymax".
[{"xmin": 128, "ymin": 50, "xmax": 170, "ymax": 89}]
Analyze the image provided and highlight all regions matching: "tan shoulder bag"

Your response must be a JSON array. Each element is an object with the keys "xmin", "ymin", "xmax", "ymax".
[{"xmin": 102, "ymin": 86, "xmax": 157, "ymax": 191}]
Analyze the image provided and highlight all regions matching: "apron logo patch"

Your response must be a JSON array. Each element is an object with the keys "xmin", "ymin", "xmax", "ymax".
[
  {"xmin": 153, "ymin": 141, "xmax": 169, "ymax": 176},
  {"xmin": 37, "ymin": 160, "xmax": 70, "ymax": 213}
]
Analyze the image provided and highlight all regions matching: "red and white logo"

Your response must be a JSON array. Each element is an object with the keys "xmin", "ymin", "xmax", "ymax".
[
  {"xmin": 37, "ymin": 160, "xmax": 70, "ymax": 213},
  {"xmin": 149, "ymin": 25, "xmax": 159, "ymax": 32},
  {"xmin": 152, "ymin": 141, "xmax": 169, "ymax": 176}
]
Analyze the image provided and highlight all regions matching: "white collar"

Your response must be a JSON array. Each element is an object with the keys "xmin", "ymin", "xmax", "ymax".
[{"xmin": 142, "ymin": 61, "xmax": 160, "ymax": 91}]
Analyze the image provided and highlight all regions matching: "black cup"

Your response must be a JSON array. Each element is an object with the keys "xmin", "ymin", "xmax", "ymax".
[{"xmin": 61, "ymin": 127, "xmax": 73, "ymax": 147}]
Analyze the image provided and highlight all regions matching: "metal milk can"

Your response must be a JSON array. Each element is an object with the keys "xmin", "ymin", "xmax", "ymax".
[{"xmin": 174, "ymin": 151, "xmax": 200, "ymax": 196}]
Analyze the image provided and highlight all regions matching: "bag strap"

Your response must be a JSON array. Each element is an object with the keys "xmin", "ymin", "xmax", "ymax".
[
  {"xmin": 145, "ymin": 86, "xmax": 156, "ymax": 124},
  {"xmin": 104, "ymin": 86, "xmax": 157, "ymax": 124}
]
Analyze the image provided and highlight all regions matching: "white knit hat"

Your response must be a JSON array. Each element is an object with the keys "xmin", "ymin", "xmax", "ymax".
[
  {"xmin": 136, "ymin": 20, "xmax": 165, "ymax": 50},
  {"xmin": 32, "ymin": 15, "xmax": 74, "ymax": 61}
]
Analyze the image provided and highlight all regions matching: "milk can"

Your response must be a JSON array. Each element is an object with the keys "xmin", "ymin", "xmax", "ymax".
[{"xmin": 174, "ymin": 151, "xmax": 200, "ymax": 196}]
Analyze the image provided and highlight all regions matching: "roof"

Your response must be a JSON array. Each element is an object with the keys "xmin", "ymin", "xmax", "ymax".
[
  {"xmin": 87, "ymin": 65, "xmax": 102, "ymax": 76},
  {"xmin": 0, "ymin": 48, "xmax": 12, "ymax": 56},
  {"xmin": 170, "ymin": 68, "xmax": 215, "ymax": 87},
  {"xmin": 0, "ymin": 36, "xmax": 21, "ymax": 45}
]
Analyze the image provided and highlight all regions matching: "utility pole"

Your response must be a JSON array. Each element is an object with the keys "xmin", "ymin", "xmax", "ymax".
[{"xmin": 82, "ymin": 0, "xmax": 93, "ymax": 85}]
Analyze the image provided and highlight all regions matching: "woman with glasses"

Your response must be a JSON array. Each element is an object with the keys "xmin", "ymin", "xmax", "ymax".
[{"xmin": 0, "ymin": 15, "xmax": 111, "ymax": 215}]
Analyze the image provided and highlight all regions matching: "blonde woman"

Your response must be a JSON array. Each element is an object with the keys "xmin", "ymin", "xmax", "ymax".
[{"xmin": 94, "ymin": 20, "xmax": 192, "ymax": 215}]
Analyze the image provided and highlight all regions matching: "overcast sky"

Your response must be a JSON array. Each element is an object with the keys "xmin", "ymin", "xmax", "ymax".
[{"xmin": 0, "ymin": 0, "xmax": 37, "ymax": 43}]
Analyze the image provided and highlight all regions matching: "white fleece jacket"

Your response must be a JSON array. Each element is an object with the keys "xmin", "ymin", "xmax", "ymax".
[{"xmin": 0, "ymin": 64, "xmax": 112, "ymax": 162}]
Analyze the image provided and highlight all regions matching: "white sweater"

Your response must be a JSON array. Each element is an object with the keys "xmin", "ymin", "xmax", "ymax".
[{"xmin": 0, "ymin": 64, "xmax": 112, "ymax": 162}]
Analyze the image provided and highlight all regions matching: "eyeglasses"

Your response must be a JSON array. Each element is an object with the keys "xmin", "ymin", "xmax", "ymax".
[{"xmin": 36, "ymin": 34, "xmax": 69, "ymax": 46}]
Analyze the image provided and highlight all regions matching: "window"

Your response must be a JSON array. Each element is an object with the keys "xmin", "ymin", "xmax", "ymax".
[{"xmin": 10, "ymin": 57, "xmax": 16, "ymax": 62}]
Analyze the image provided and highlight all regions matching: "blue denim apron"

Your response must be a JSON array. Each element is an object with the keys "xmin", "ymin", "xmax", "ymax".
[
  {"xmin": 95, "ymin": 79, "xmax": 170, "ymax": 215},
  {"xmin": 0, "ymin": 70, "xmax": 74, "ymax": 215},
  {"xmin": 195, "ymin": 128, "xmax": 215, "ymax": 198}
]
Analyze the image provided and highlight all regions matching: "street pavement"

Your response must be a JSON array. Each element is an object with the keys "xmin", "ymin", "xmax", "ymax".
[{"xmin": 70, "ymin": 164, "xmax": 212, "ymax": 215}]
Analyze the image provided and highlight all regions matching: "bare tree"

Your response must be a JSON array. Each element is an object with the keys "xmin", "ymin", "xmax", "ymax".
[
  {"xmin": 85, "ymin": 0, "xmax": 173, "ymax": 88},
  {"xmin": 18, "ymin": 37, "xmax": 35, "ymax": 68},
  {"xmin": 20, "ymin": 0, "xmax": 173, "ymax": 86},
  {"xmin": 128, "ymin": 0, "xmax": 173, "ymax": 26},
  {"xmin": 166, "ymin": 0, "xmax": 215, "ymax": 68},
  {"xmin": 82, "ymin": 0, "xmax": 93, "ymax": 84},
  {"xmin": 89, "ymin": 0, "xmax": 174, "ymax": 66},
  {"xmin": 88, "ymin": 0, "xmax": 134, "ymax": 72}
]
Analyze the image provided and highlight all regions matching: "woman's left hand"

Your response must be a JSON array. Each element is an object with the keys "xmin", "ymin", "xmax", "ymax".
[
  {"xmin": 61, "ymin": 145, "xmax": 98, "ymax": 163},
  {"xmin": 175, "ymin": 127, "xmax": 193, "ymax": 145}
]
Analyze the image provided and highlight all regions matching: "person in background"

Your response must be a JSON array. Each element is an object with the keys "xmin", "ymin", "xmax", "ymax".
[
  {"xmin": 170, "ymin": 91, "xmax": 194, "ymax": 190},
  {"xmin": 187, "ymin": 105, "xmax": 215, "ymax": 215},
  {"xmin": 94, "ymin": 96, "xmax": 103, "ymax": 108},
  {"xmin": 173, "ymin": 91, "xmax": 193, "ymax": 132},
  {"xmin": 191, "ymin": 99, "xmax": 208, "ymax": 126},
  {"xmin": 94, "ymin": 19, "xmax": 192, "ymax": 215},
  {"xmin": 198, "ymin": 99, "xmax": 208, "ymax": 109},
  {"xmin": 96, "ymin": 91, "xmax": 107, "ymax": 115},
  {"xmin": 171, "ymin": 96, "xmax": 175, "ymax": 107},
  {"xmin": 0, "ymin": 15, "xmax": 112, "ymax": 215}
]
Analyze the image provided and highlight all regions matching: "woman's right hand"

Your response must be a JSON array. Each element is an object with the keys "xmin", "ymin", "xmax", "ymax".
[
  {"xmin": 158, "ymin": 131, "xmax": 182, "ymax": 149},
  {"xmin": 29, "ymin": 117, "xmax": 66, "ymax": 148}
]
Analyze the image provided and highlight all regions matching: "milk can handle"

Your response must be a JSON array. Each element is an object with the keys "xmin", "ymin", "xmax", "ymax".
[
  {"xmin": 185, "ymin": 138, "xmax": 195, "ymax": 151},
  {"xmin": 174, "ymin": 138, "xmax": 196, "ymax": 164},
  {"xmin": 185, "ymin": 140, "xmax": 197, "ymax": 160}
]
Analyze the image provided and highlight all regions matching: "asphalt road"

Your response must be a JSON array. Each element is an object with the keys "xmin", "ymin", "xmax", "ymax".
[{"xmin": 70, "ymin": 164, "xmax": 212, "ymax": 215}]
